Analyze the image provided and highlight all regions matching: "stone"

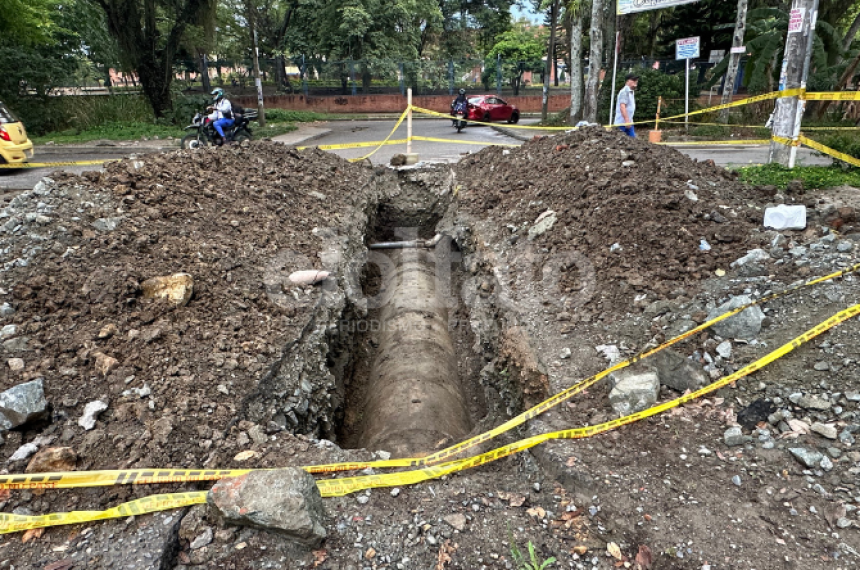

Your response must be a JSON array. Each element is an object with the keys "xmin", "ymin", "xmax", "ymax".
[
  {"xmin": 141, "ymin": 273, "xmax": 194, "ymax": 307},
  {"xmin": 0, "ymin": 378, "xmax": 48, "ymax": 431},
  {"xmin": 724, "ymin": 427, "xmax": 750, "ymax": 447},
  {"xmin": 560, "ymin": 348, "xmax": 571, "ymax": 359},
  {"xmin": 98, "ymin": 324, "xmax": 118, "ymax": 339},
  {"xmin": 25, "ymin": 447, "xmax": 77, "ymax": 473},
  {"xmin": 811, "ymin": 423, "xmax": 838, "ymax": 440},
  {"xmin": 0, "ymin": 324, "xmax": 17, "ymax": 338},
  {"xmin": 789, "ymin": 447, "xmax": 824, "ymax": 469},
  {"xmin": 208, "ymin": 469, "xmax": 326, "ymax": 548},
  {"xmin": 0, "ymin": 303, "xmax": 15, "ymax": 317},
  {"xmin": 730, "ymin": 249, "xmax": 771, "ymax": 268},
  {"xmin": 716, "ymin": 341, "xmax": 732, "ymax": 359},
  {"xmin": 190, "ymin": 527, "xmax": 213, "ymax": 550},
  {"xmin": 92, "ymin": 217, "xmax": 123, "ymax": 232},
  {"xmin": 706, "ymin": 296, "xmax": 764, "ymax": 340},
  {"xmin": 7, "ymin": 358, "xmax": 24, "ymax": 372},
  {"xmin": 8, "ymin": 442, "xmax": 38, "ymax": 462},
  {"xmin": 443, "ymin": 513, "xmax": 467, "ymax": 531},
  {"xmin": 608, "ymin": 367, "xmax": 660, "ymax": 416},
  {"xmin": 527, "ymin": 210, "xmax": 557, "ymax": 240},
  {"xmin": 2, "ymin": 337, "xmax": 29, "ymax": 352},
  {"xmin": 94, "ymin": 352, "xmax": 119, "ymax": 377},
  {"xmin": 813, "ymin": 361, "xmax": 830, "ymax": 371},
  {"xmin": 288, "ymin": 270, "xmax": 330, "ymax": 286},
  {"xmin": 78, "ymin": 400, "xmax": 108, "ymax": 430},
  {"xmin": 649, "ymin": 350, "xmax": 708, "ymax": 393},
  {"xmin": 797, "ymin": 395, "xmax": 831, "ymax": 411}
]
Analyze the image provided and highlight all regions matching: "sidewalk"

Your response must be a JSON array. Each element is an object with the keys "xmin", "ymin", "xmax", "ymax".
[
  {"xmin": 271, "ymin": 125, "xmax": 332, "ymax": 146},
  {"xmin": 35, "ymin": 140, "xmax": 178, "ymax": 155}
]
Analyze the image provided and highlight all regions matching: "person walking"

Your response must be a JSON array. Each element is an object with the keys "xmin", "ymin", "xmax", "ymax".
[{"xmin": 615, "ymin": 74, "xmax": 639, "ymax": 137}]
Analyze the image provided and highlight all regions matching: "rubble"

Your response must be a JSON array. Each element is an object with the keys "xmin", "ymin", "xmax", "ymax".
[{"xmin": 0, "ymin": 378, "xmax": 48, "ymax": 432}]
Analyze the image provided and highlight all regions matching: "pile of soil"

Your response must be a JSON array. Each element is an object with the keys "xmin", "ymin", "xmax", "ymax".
[
  {"xmin": 0, "ymin": 143, "xmax": 374, "ymax": 514},
  {"xmin": 456, "ymin": 128, "xmax": 772, "ymax": 307}
]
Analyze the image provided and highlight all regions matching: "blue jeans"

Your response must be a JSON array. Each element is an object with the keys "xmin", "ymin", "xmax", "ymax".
[
  {"xmin": 213, "ymin": 118, "xmax": 234, "ymax": 139},
  {"xmin": 618, "ymin": 125, "xmax": 635, "ymax": 137}
]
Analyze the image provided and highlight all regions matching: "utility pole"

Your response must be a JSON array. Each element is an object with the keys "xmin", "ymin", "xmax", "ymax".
[
  {"xmin": 719, "ymin": 0, "xmax": 748, "ymax": 123},
  {"xmin": 769, "ymin": 0, "xmax": 818, "ymax": 167},
  {"xmin": 247, "ymin": 0, "xmax": 266, "ymax": 127},
  {"xmin": 542, "ymin": 0, "xmax": 559, "ymax": 121},
  {"xmin": 583, "ymin": 0, "xmax": 605, "ymax": 123}
]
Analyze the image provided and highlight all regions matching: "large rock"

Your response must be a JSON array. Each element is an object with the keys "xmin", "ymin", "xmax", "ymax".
[
  {"xmin": 0, "ymin": 378, "xmax": 48, "ymax": 432},
  {"xmin": 141, "ymin": 273, "xmax": 194, "ymax": 307},
  {"xmin": 208, "ymin": 468, "xmax": 326, "ymax": 547},
  {"xmin": 608, "ymin": 366, "xmax": 660, "ymax": 416},
  {"xmin": 706, "ymin": 295, "xmax": 764, "ymax": 340},
  {"xmin": 26, "ymin": 446, "xmax": 77, "ymax": 473},
  {"xmin": 650, "ymin": 349, "xmax": 709, "ymax": 393}
]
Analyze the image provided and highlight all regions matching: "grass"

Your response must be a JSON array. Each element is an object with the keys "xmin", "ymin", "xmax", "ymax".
[{"xmin": 736, "ymin": 164, "xmax": 860, "ymax": 190}]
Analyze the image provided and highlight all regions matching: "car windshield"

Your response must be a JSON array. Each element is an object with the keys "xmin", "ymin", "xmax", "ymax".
[
  {"xmin": 496, "ymin": 99, "xmax": 507, "ymax": 105},
  {"xmin": 0, "ymin": 102, "xmax": 17, "ymax": 125},
  {"xmin": 468, "ymin": 97, "xmax": 484, "ymax": 104}
]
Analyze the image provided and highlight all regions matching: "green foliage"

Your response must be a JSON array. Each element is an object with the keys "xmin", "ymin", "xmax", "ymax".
[
  {"xmin": 815, "ymin": 132, "xmax": 860, "ymax": 160},
  {"xmin": 690, "ymin": 125, "xmax": 731, "ymax": 138},
  {"xmin": 510, "ymin": 539, "xmax": 556, "ymax": 570},
  {"xmin": 31, "ymin": 121, "xmax": 185, "ymax": 144},
  {"xmin": 264, "ymin": 109, "xmax": 325, "ymax": 122},
  {"xmin": 487, "ymin": 27, "xmax": 546, "ymax": 94},
  {"xmin": 736, "ymin": 164, "xmax": 860, "ymax": 189},
  {"xmin": 598, "ymin": 68, "xmax": 687, "ymax": 126}
]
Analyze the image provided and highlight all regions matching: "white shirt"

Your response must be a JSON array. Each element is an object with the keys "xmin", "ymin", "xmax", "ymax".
[
  {"xmin": 614, "ymin": 86, "xmax": 635, "ymax": 126},
  {"xmin": 212, "ymin": 99, "xmax": 233, "ymax": 120}
]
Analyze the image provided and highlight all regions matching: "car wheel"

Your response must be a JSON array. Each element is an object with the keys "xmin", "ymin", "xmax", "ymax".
[
  {"xmin": 483, "ymin": 112, "xmax": 491, "ymax": 123},
  {"xmin": 508, "ymin": 112, "xmax": 519, "ymax": 124}
]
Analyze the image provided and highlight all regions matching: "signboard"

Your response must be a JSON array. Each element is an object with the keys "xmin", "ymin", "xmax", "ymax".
[
  {"xmin": 730, "ymin": 46, "xmax": 747, "ymax": 54},
  {"xmin": 618, "ymin": 0, "xmax": 700, "ymax": 15},
  {"xmin": 789, "ymin": 8, "xmax": 805, "ymax": 33},
  {"xmin": 676, "ymin": 37, "xmax": 701, "ymax": 60},
  {"xmin": 709, "ymin": 50, "xmax": 725, "ymax": 63}
]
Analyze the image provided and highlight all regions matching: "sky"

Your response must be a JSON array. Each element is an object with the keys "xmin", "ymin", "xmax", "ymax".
[{"xmin": 511, "ymin": 3, "xmax": 542, "ymax": 24}]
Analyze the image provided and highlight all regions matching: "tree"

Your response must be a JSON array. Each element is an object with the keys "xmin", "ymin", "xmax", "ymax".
[
  {"xmin": 93, "ymin": 0, "xmax": 216, "ymax": 117},
  {"xmin": 720, "ymin": 0, "xmax": 748, "ymax": 123},
  {"xmin": 540, "ymin": 0, "xmax": 560, "ymax": 121},
  {"xmin": 565, "ymin": 0, "xmax": 586, "ymax": 124},
  {"xmin": 487, "ymin": 26, "xmax": 546, "ymax": 95},
  {"xmin": 582, "ymin": 0, "xmax": 604, "ymax": 123}
]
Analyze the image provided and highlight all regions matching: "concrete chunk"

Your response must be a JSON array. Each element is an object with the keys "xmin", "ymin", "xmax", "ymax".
[
  {"xmin": 706, "ymin": 295, "xmax": 764, "ymax": 340},
  {"xmin": 0, "ymin": 378, "xmax": 48, "ymax": 432},
  {"xmin": 609, "ymin": 368, "xmax": 659, "ymax": 416}
]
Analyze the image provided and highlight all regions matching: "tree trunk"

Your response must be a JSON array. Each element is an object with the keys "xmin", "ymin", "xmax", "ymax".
[
  {"xmin": 815, "ymin": 49, "xmax": 860, "ymax": 119},
  {"xmin": 569, "ymin": 7, "xmax": 584, "ymax": 125},
  {"xmin": 720, "ymin": 0, "xmax": 748, "ymax": 123},
  {"xmin": 542, "ymin": 0, "xmax": 558, "ymax": 120},
  {"xmin": 246, "ymin": 0, "xmax": 266, "ymax": 127},
  {"xmin": 842, "ymin": 10, "xmax": 860, "ymax": 53},
  {"xmin": 200, "ymin": 52, "xmax": 211, "ymax": 92},
  {"xmin": 136, "ymin": 59, "xmax": 173, "ymax": 117},
  {"xmin": 584, "ymin": 0, "xmax": 605, "ymax": 123}
]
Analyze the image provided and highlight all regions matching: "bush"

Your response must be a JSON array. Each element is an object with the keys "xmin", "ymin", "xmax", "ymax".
[
  {"xmin": 264, "ymin": 109, "xmax": 325, "ymax": 123},
  {"xmin": 690, "ymin": 124, "xmax": 730, "ymax": 138},
  {"xmin": 815, "ymin": 132, "xmax": 860, "ymax": 161},
  {"xmin": 736, "ymin": 164, "xmax": 860, "ymax": 189},
  {"xmin": 598, "ymin": 67, "xmax": 689, "ymax": 127}
]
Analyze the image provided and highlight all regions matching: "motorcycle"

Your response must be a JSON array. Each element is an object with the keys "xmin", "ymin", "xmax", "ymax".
[
  {"xmin": 451, "ymin": 100, "xmax": 468, "ymax": 133},
  {"xmin": 181, "ymin": 107, "xmax": 257, "ymax": 149}
]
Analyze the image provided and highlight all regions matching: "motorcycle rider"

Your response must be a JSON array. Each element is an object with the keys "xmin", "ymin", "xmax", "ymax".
[
  {"xmin": 207, "ymin": 88, "xmax": 234, "ymax": 145},
  {"xmin": 451, "ymin": 88, "xmax": 468, "ymax": 124}
]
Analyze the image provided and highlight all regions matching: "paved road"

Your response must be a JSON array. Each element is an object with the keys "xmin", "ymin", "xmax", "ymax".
[{"xmin": 0, "ymin": 153, "xmax": 121, "ymax": 193}]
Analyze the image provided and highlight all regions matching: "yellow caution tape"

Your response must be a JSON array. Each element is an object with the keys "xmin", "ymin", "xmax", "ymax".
[
  {"xmin": 8, "ymin": 301, "xmax": 859, "ymax": 531},
  {"xmin": 802, "ymin": 91, "xmax": 860, "ymax": 101},
  {"xmin": 409, "ymin": 135, "xmax": 519, "ymax": 147},
  {"xmin": 0, "ymin": 160, "xmax": 116, "ymax": 169},
  {"xmin": 5, "ymin": 261, "xmax": 859, "ymax": 492},
  {"xmin": 299, "ymin": 139, "xmax": 409, "ymax": 151},
  {"xmin": 660, "ymin": 139, "xmax": 771, "ymax": 146},
  {"xmin": 799, "ymin": 135, "xmax": 860, "ymax": 168},
  {"xmin": 349, "ymin": 108, "xmax": 410, "ymax": 162},
  {"xmin": 771, "ymin": 135, "xmax": 799, "ymax": 147},
  {"xmin": 316, "ymin": 302, "xmax": 860, "ymax": 496},
  {"xmin": 0, "ymin": 492, "xmax": 207, "ymax": 534}
]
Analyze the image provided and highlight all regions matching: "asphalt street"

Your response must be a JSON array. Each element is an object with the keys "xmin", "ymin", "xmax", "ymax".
[{"xmin": 0, "ymin": 118, "xmax": 832, "ymax": 193}]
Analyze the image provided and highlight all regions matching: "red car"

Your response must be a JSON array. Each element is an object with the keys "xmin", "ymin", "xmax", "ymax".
[{"xmin": 464, "ymin": 95, "xmax": 520, "ymax": 124}]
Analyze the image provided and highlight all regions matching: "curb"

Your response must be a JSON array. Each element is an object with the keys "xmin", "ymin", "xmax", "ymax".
[
  {"xmin": 270, "ymin": 127, "xmax": 332, "ymax": 147},
  {"xmin": 35, "ymin": 144, "xmax": 178, "ymax": 156},
  {"xmin": 490, "ymin": 124, "xmax": 560, "ymax": 142}
]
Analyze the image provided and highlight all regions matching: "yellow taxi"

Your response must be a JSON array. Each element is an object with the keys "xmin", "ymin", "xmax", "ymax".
[{"xmin": 0, "ymin": 101, "xmax": 34, "ymax": 165}]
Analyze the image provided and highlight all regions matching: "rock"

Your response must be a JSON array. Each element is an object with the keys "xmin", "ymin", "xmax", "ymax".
[
  {"xmin": 716, "ymin": 341, "xmax": 732, "ymax": 359},
  {"xmin": 724, "ymin": 427, "xmax": 750, "ymax": 447},
  {"xmin": 0, "ymin": 378, "xmax": 48, "ymax": 431},
  {"xmin": 811, "ymin": 423, "xmax": 838, "ymax": 440},
  {"xmin": 122, "ymin": 384, "xmax": 151, "ymax": 398},
  {"xmin": 25, "ymin": 447, "xmax": 77, "ymax": 472},
  {"xmin": 797, "ymin": 395, "xmax": 831, "ymax": 411},
  {"xmin": 3, "ymin": 337, "xmax": 29, "ymax": 352},
  {"xmin": 190, "ymin": 527, "xmax": 213, "ymax": 550},
  {"xmin": 98, "ymin": 324, "xmax": 118, "ymax": 339},
  {"xmin": 389, "ymin": 154, "xmax": 407, "ymax": 167},
  {"xmin": 786, "ymin": 179, "xmax": 804, "ymax": 195},
  {"xmin": 732, "ymin": 475, "xmax": 742, "ymax": 486},
  {"xmin": 595, "ymin": 344, "xmax": 621, "ymax": 365},
  {"xmin": 527, "ymin": 210, "xmax": 557, "ymax": 240},
  {"xmin": 836, "ymin": 240, "xmax": 853, "ymax": 253},
  {"xmin": 78, "ymin": 400, "xmax": 108, "ymax": 430},
  {"xmin": 208, "ymin": 469, "xmax": 326, "ymax": 548},
  {"xmin": 649, "ymin": 350, "xmax": 708, "ymax": 393},
  {"xmin": 730, "ymin": 249, "xmax": 771, "ymax": 268},
  {"xmin": 560, "ymin": 348, "xmax": 571, "ymax": 359},
  {"xmin": 737, "ymin": 400, "xmax": 776, "ymax": 430},
  {"xmin": 8, "ymin": 442, "xmax": 38, "ymax": 462},
  {"xmin": 608, "ymin": 367, "xmax": 660, "ymax": 416},
  {"xmin": 443, "ymin": 513, "xmax": 467, "ymax": 531},
  {"xmin": 813, "ymin": 361, "xmax": 830, "ymax": 371},
  {"xmin": 92, "ymin": 217, "xmax": 123, "ymax": 232},
  {"xmin": 93, "ymin": 352, "xmax": 119, "ymax": 376},
  {"xmin": 789, "ymin": 447, "xmax": 824, "ymax": 468},
  {"xmin": 288, "ymin": 270, "xmax": 331, "ymax": 286},
  {"xmin": 141, "ymin": 273, "xmax": 194, "ymax": 307},
  {"xmin": 0, "ymin": 324, "xmax": 17, "ymax": 338},
  {"xmin": 0, "ymin": 303, "xmax": 15, "ymax": 317},
  {"xmin": 706, "ymin": 296, "xmax": 764, "ymax": 340},
  {"xmin": 764, "ymin": 205, "xmax": 806, "ymax": 230},
  {"xmin": 7, "ymin": 358, "xmax": 24, "ymax": 372}
]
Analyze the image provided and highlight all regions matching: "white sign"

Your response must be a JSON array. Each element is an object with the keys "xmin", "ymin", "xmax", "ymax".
[
  {"xmin": 676, "ymin": 37, "xmax": 701, "ymax": 60},
  {"xmin": 709, "ymin": 50, "xmax": 725, "ymax": 63},
  {"xmin": 617, "ymin": 0, "xmax": 699, "ymax": 15},
  {"xmin": 789, "ymin": 8, "xmax": 805, "ymax": 33},
  {"xmin": 730, "ymin": 46, "xmax": 747, "ymax": 54}
]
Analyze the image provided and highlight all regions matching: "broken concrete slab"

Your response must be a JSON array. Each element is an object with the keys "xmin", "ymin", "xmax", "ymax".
[
  {"xmin": 608, "ymin": 367, "xmax": 660, "ymax": 416},
  {"xmin": 706, "ymin": 295, "xmax": 764, "ymax": 340},
  {"xmin": 650, "ymin": 349, "xmax": 709, "ymax": 393},
  {"xmin": 0, "ymin": 378, "xmax": 48, "ymax": 432},
  {"xmin": 207, "ymin": 468, "xmax": 326, "ymax": 548}
]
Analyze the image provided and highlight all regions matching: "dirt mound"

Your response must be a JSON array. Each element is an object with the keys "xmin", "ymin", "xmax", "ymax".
[{"xmin": 456, "ymin": 128, "xmax": 770, "ymax": 311}]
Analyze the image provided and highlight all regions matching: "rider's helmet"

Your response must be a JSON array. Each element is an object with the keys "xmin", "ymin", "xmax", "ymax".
[
  {"xmin": 459, "ymin": 88, "xmax": 466, "ymax": 95},
  {"xmin": 211, "ymin": 88, "xmax": 225, "ymax": 103}
]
